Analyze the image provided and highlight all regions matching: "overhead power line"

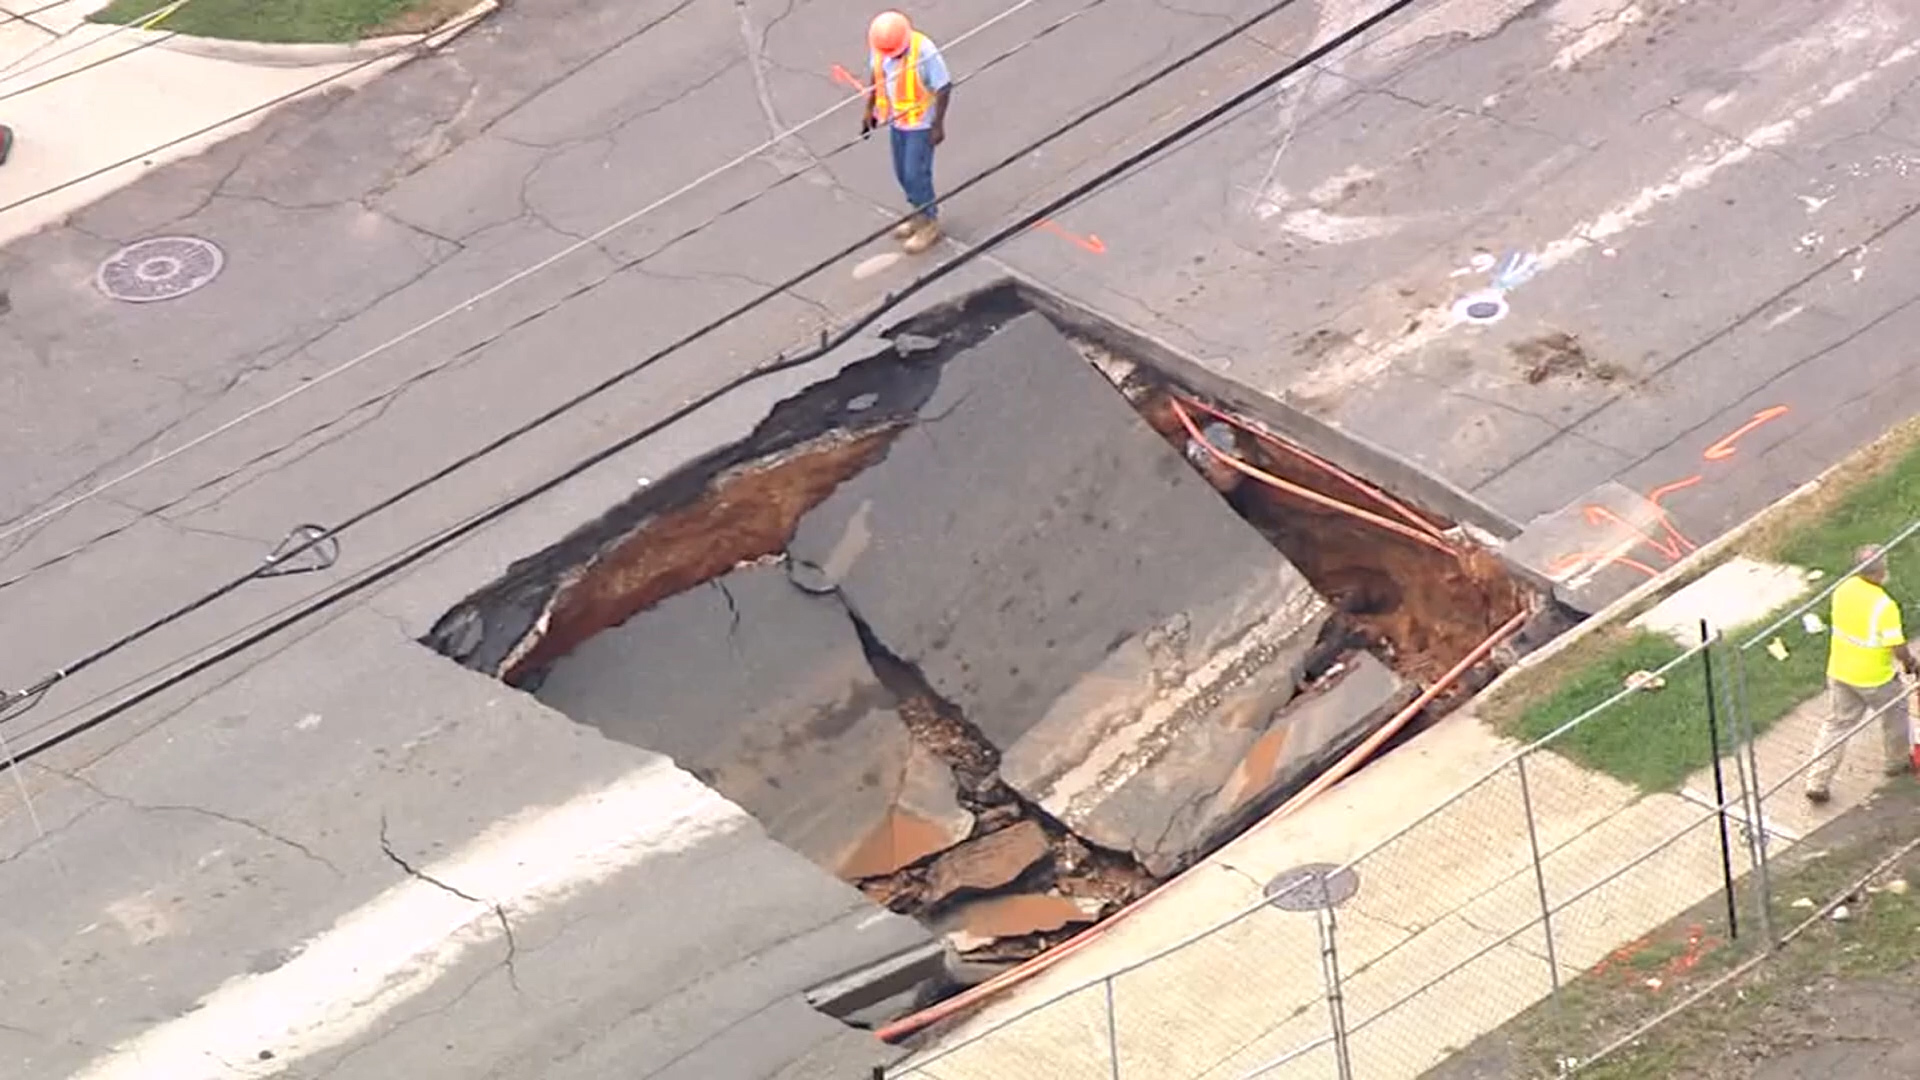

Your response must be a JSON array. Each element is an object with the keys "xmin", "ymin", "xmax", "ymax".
[
  {"xmin": 0, "ymin": 0, "xmax": 1101, "ymax": 592},
  {"xmin": 0, "ymin": 0, "xmax": 1427, "ymax": 772},
  {"xmin": 0, "ymin": 0, "xmax": 1054, "ymax": 546}
]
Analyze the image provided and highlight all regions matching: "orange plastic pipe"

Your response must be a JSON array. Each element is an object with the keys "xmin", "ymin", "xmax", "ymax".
[
  {"xmin": 876, "ymin": 608, "xmax": 1530, "ymax": 1044},
  {"xmin": 1169, "ymin": 399, "xmax": 1457, "ymax": 557},
  {"xmin": 1176, "ymin": 396, "xmax": 1451, "ymax": 542}
]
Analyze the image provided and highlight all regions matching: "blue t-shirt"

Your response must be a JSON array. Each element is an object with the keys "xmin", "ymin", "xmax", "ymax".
[{"xmin": 878, "ymin": 36, "xmax": 951, "ymax": 130}]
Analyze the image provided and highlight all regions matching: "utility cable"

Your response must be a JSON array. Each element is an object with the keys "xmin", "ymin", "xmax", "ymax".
[
  {"xmin": 0, "ymin": 0, "xmax": 1052, "ymax": 544},
  {"xmin": 0, "ymin": 0, "xmax": 1428, "ymax": 770}
]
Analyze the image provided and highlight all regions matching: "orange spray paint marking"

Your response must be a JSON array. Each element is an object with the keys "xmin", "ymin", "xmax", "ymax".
[
  {"xmin": 1703, "ymin": 405, "xmax": 1791, "ymax": 461},
  {"xmin": 1035, "ymin": 219, "xmax": 1106, "ymax": 254},
  {"xmin": 1583, "ymin": 505, "xmax": 1689, "ymax": 562},
  {"xmin": 1647, "ymin": 475, "xmax": 1703, "ymax": 505},
  {"xmin": 830, "ymin": 63, "xmax": 870, "ymax": 92},
  {"xmin": 1549, "ymin": 550, "xmax": 1662, "ymax": 580}
]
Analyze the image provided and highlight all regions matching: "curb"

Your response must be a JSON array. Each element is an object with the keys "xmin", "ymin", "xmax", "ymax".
[
  {"xmin": 120, "ymin": 0, "xmax": 499, "ymax": 69},
  {"xmin": 1475, "ymin": 464, "xmax": 1844, "ymax": 705}
]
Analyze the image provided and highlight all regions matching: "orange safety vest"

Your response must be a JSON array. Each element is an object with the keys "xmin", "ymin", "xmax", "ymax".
[{"xmin": 870, "ymin": 32, "xmax": 932, "ymax": 129}]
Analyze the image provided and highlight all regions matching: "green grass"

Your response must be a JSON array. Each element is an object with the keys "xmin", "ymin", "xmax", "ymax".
[
  {"xmin": 1499, "ymin": 426, "xmax": 1920, "ymax": 792},
  {"xmin": 90, "ymin": 0, "xmax": 447, "ymax": 44}
]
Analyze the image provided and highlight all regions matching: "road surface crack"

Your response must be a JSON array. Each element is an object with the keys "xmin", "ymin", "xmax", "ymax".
[
  {"xmin": 378, "ymin": 815, "xmax": 522, "ymax": 993},
  {"xmin": 51, "ymin": 765, "xmax": 344, "ymax": 876}
]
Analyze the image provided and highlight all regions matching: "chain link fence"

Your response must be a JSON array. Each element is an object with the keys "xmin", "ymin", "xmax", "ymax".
[{"xmin": 886, "ymin": 521, "xmax": 1920, "ymax": 1080}]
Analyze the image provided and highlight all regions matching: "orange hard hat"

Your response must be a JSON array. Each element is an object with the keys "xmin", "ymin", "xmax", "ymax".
[{"xmin": 868, "ymin": 10, "xmax": 912, "ymax": 56}]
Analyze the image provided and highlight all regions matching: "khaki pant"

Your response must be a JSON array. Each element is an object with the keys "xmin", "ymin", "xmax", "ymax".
[{"xmin": 1804, "ymin": 676, "xmax": 1913, "ymax": 795}]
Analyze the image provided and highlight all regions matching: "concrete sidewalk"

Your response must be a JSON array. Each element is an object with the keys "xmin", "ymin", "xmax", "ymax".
[
  {"xmin": 0, "ymin": 0, "xmax": 473, "ymax": 246},
  {"xmin": 895, "ymin": 682, "xmax": 1888, "ymax": 1080}
]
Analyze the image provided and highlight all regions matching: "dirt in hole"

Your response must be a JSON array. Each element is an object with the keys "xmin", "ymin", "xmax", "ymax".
[
  {"xmin": 504, "ymin": 428, "xmax": 898, "ymax": 680},
  {"xmin": 856, "ymin": 643, "xmax": 1157, "ymax": 959},
  {"xmin": 1132, "ymin": 391, "xmax": 1529, "ymax": 689}
]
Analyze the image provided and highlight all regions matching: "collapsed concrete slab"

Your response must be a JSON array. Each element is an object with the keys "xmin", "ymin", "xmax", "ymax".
[
  {"xmin": 789, "ymin": 313, "xmax": 1336, "ymax": 874},
  {"xmin": 534, "ymin": 564, "xmax": 973, "ymax": 881}
]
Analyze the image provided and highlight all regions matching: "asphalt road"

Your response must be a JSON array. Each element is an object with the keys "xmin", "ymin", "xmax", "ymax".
[{"xmin": 1, "ymin": 0, "xmax": 1918, "ymax": 1075}]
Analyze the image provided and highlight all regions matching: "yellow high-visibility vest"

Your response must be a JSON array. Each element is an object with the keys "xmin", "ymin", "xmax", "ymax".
[
  {"xmin": 1828, "ymin": 575, "xmax": 1904, "ymax": 688},
  {"xmin": 871, "ymin": 33, "xmax": 931, "ymax": 128}
]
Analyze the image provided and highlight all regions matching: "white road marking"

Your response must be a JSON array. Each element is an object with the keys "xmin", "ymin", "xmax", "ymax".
[
  {"xmin": 69, "ymin": 761, "xmax": 747, "ymax": 1079},
  {"xmin": 1291, "ymin": 32, "xmax": 1920, "ymax": 403}
]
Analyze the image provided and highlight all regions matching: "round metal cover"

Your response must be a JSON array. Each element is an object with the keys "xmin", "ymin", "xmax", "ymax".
[
  {"xmin": 1451, "ymin": 289, "xmax": 1510, "ymax": 325},
  {"xmin": 97, "ymin": 236, "xmax": 225, "ymax": 303},
  {"xmin": 1265, "ymin": 863, "xmax": 1360, "ymax": 911}
]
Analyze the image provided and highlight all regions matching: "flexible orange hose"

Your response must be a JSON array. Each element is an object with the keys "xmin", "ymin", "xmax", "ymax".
[
  {"xmin": 876, "ymin": 608, "xmax": 1530, "ymax": 1045},
  {"xmin": 1169, "ymin": 399, "xmax": 1458, "ymax": 557},
  {"xmin": 1175, "ymin": 396, "xmax": 1451, "ymax": 541}
]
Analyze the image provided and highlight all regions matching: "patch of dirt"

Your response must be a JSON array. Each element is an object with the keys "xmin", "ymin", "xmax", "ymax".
[
  {"xmin": 504, "ymin": 428, "xmax": 898, "ymax": 679},
  {"xmin": 1133, "ymin": 392, "xmax": 1528, "ymax": 688},
  {"xmin": 1513, "ymin": 331, "xmax": 1624, "ymax": 386}
]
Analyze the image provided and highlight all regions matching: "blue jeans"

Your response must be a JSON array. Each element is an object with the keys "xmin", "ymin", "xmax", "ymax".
[{"xmin": 889, "ymin": 125, "xmax": 937, "ymax": 220}]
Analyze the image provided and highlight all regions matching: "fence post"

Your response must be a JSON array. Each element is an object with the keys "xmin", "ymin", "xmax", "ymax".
[
  {"xmin": 1514, "ymin": 754, "xmax": 1561, "ymax": 995},
  {"xmin": 1103, "ymin": 976, "xmax": 1121, "ymax": 1080},
  {"xmin": 1730, "ymin": 647, "xmax": 1777, "ymax": 947},
  {"xmin": 1700, "ymin": 620, "xmax": 1740, "ymax": 940},
  {"xmin": 1315, "ymin": 875, "xmax": 1354, "ymax": 1080}
]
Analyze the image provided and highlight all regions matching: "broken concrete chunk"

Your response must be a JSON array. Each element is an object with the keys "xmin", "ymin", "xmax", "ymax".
[
  {"xmin": 533, "ymin": 564, "xmax": 969, "ymax": 882},
  {"xmin": 943, "ymin": 894, "xmax": 1104, "ymax": 954},
  {"xmin": 925, "ymin": 820, "xmax": 1050, "ymax": 904},
  {"xmin": 841, "ymin": 744, "xmax": 976, "ymax": 879},
  {"xmin": 1202, "ymin": 652, "xmax": 1415, "ymax": 854},
  {"xmin": 789, "ymin": 313, "xmax": 1338, "ymax": 878}
]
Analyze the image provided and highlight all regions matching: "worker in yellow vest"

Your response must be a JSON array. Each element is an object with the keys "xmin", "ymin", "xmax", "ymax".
[
  {"xmin": 860, "ymin": 11, "xmax": 953, "ymax": 255},
  {"xmin": 1805, "ymin": 544, "xmax": 1919, "ymax": 803}
]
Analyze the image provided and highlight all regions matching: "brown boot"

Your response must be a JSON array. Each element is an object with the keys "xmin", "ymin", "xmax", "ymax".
[
  {"xmin": 902, "ymin": 216, "xmax": 942, "ymax": 254},
  {"xmin": 892, "ymin": 214, "xmax": 920, "ymax": 240}
]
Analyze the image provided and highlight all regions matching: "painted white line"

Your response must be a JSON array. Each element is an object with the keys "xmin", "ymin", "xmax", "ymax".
[{"xmin": 70, "ymin": 761, "xmax": 748, "ymax": 1079}]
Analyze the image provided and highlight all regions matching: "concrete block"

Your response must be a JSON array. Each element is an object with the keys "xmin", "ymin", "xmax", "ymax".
[
  {"xmin": 789, "ymin": 313, "xmax": 1334, "ymax": 875},
  {"xmin": 535, "ymin": 564, "xmax": 972, "ymax": 881},
  {"xmin": 1501, "ymin": 481, "xmax": 1673, "ymax": 614}
]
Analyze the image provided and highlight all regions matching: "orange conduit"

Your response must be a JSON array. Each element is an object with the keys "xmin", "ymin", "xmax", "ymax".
[
  {"xmin": 877, "ymin": 608, "xmax": 1530, "ymax": 1045},
  {"xmin": 1175, "ymin": 395, "xmax": 1451, "ymax": 542},
  {"xmin": 1168, "ymin": 399, "xmax": 1458, "ymax": 558}
]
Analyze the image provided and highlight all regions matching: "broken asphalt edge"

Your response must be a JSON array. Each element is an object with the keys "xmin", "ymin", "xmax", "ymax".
[{"xmin": 121, "ymin": 0, "xmax": 501, "ymax": 68}]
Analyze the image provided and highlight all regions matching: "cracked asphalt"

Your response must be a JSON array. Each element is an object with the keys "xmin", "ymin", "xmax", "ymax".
[{"xmin": 3, "ymin": 0, "xmax": 1920, "ymax": 1075}]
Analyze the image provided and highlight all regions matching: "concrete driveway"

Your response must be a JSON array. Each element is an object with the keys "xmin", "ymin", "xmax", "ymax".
[{"xmin": 2, "ymin": 0, "xmax": 1919, "ymax": 1074}]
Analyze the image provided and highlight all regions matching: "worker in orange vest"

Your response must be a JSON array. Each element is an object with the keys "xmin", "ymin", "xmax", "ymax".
[{"xmin": 860, "ymin": 11, "xmax": 953, "ymax": 255}]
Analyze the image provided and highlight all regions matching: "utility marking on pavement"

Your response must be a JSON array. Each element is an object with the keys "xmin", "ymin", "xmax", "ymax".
[
  {"xmin": 1034, "ymin": 218, "xmax": 1105, "ymax": 254},
  {"xmin": 1295, "ymin": 35, "xmax": 1920, "ymax": 402},
  {"xmin": 68, "ymin": 762, "xmax": 748, "ymax": 1080},
  {"xmin": 853, "ymin": 252, "xmax": 905, "ymax": 279},
  {"xmin": 1702, "ymin": 405, "xmax": 1791, "ymax": 461},
  {"xmin": 1554, "ymin": 405, "xmax": 1793, "ymax": 588}
]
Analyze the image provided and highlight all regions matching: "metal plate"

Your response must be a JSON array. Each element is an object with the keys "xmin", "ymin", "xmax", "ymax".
[
  {"xmin": 1265, "ymin": 863, "xmax": 1360, "ymax": 911},
  {"xmin": 97, "ymin": 236, "xmax": 225, "ymax": 303}
]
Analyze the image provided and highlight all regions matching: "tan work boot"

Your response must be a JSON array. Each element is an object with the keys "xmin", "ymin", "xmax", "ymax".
[
  {"xmin": 892, "ymin": 214, "xmax": 920, "ymax": 240},
  {"xmin": 902, "ymin": 216, "xmax": 942, "ymax": 254}
]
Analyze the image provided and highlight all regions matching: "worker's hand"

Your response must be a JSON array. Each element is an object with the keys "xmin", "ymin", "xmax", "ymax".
[
  {"xmin": 930, "ymin": 123, "xmax": 945, "ymax": 147},
  {"xmin": 860, "ymin": 111, "xmax": 877, "ymax": 136}
]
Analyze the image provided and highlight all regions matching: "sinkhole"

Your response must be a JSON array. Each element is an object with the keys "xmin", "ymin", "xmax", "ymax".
[{"xmin": 422, "ymin": 280, "xmax": 1571, "ymax": 1022}]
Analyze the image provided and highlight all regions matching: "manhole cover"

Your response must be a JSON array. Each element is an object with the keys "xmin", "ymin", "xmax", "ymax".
[
  {"xmin": 1451, "ymin": 289, "xmax": 1510, "ymax": 325},
  {"xmin": 96, "ymin": 236, "xmax": 225, "ymax": 303},
  {"xmin": 1265, "ymin": 863, "xmax": 1360, "ymax": 911}
]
